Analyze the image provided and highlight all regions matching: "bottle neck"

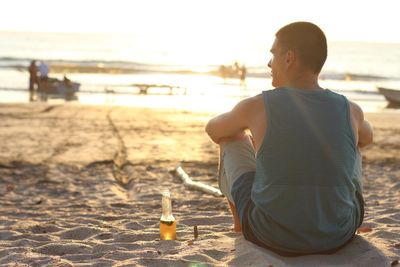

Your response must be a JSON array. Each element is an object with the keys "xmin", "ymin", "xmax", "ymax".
[
  {"xmin": 161, "ymin": 191, "xmax": 175, "ymax": 221},
  {"xmin": 162, "ymin": 195, "xmax": 172, "ymax": 216}
]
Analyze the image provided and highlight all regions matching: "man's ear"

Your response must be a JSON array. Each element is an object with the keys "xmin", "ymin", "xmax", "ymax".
[{"xmin": 285, "ymin": 50, "xmax": 295, "ymax": 69}]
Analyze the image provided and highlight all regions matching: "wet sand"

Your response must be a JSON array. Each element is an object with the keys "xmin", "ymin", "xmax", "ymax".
[{"xmin": 0, "ymin": 103, "xmax": 399, "ymax": 266}]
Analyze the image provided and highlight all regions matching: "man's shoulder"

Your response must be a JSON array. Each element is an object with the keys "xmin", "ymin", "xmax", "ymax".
[
  {"xmin": 237, "ymin": 94, "xmax": 264, "ymax": 110},
  {"xmin": 230, "ymin": 94, "xmax": 265, "ymax": 119}
]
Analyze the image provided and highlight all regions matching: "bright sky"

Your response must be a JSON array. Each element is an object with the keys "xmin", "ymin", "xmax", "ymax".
[{"xmin": 1, "ymin": 0, "xmax": 399, "ymax": 43}]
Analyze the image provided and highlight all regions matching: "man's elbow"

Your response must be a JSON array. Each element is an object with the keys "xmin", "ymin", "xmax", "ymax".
[
  {"xmin": 205, "ymin": 120, "xmax": 219, "ymax": 144},
  {"xmin": 205, "ymin": 120, "xmax": 212, "ymax": 137},
  {"xmin": 358, "ymin": 121, "xmax": 373, "ymax": 148}
]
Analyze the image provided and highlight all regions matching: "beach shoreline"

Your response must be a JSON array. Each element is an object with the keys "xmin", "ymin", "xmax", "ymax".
[{"xmin": 0, "ymin": 103, "xmax": 399, "ymax": 266}]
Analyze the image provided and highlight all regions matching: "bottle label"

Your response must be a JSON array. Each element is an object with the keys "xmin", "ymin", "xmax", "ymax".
[{"xmin": 160, "ymin": 220, "xmax": 175, "ymax": 226}]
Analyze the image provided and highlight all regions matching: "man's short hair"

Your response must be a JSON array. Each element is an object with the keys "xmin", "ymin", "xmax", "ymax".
[{"xmin": 276, "ymin": 22, "xmax": 327, "ymax": 74}]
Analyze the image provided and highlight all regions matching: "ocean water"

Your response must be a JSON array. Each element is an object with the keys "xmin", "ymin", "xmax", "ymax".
[{"xmin": 1, "ymin": 31, "xmax": 399, "ymax": 112}]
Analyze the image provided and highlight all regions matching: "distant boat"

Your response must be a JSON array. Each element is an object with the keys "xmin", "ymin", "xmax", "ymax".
[
  {"xmin": 38, "ymin": 77, "xmax": 80, "ymax": 102},
  {"xmin": 378, "ymin": 87, "xmax": 400, "ymax": 104}
]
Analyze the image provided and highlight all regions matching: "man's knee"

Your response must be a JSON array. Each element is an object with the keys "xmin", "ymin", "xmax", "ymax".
[{"xmin": 219, "ymin": 132, "xmax": 252, "ymax": 149}]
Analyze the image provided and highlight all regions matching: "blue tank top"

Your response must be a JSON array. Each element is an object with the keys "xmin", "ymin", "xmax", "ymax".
[{"xmin": 249, "ymin": 87, "xmax": 362, "ymax": 253}]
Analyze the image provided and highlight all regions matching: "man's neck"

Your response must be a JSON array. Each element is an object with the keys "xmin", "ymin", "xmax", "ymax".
[{"xmin": 285, "ymin": 71, "xmax": 322, "ymax": 91}]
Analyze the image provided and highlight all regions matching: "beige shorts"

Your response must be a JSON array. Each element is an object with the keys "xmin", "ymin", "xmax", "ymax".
[{"xmin": 218, "ymin": 138, "xmax": 256, "ymax": 202}]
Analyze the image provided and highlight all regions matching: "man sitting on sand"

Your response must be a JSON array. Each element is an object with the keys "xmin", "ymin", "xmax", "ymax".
[{"xmin": 206, "ymin": 22, "xmax": 373, "ymax": 256}]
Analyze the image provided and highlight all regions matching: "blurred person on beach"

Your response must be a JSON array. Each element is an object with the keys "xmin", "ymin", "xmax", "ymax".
[
  {"xmin": 63, "ymin": 75, "xmax": 75, "ymax": 100},
  {"xmin": 63, "ymin": 75, "xmax": 72, "ymax": 88},
  {"xmin": 38, "ymin": 61, "xmax": 49, "ymax": 99},
  {"xmin": 239, "ymin": 64, "xmax": 247, "ymax": 89},
  {"xmin": 28, "ymin": 60, "xmax": 38, "ymax": 101},
  {"xmin": 239, "ymin": 64, "xmax": 247, "ymax": 82},
  {"xmin": 206, "ymin": 22, "xmax": 373, "ymax": 256}
]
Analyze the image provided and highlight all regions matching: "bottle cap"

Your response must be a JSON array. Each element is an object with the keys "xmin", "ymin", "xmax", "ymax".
[{"xmin": 162, "ymin": 189, "xmax": 171, "ymax": 197}]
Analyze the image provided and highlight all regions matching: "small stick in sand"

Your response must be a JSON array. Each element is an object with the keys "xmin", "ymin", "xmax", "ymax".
[
  {"xmin": 174, "ymin": 166, "xmax": 223, "ymax": 197},
  {"xmin": 194, "ymin": 225, "xmax": 198, "ymax": 239}
]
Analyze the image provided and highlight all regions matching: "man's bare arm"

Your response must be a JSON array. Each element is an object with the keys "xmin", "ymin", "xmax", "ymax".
[
  {"xmin": 205, "ymin": 97, "xmax": 254, "ymax": 144},
  {"xmin": 349, "ymin": 100, "xmax": 373, "ymax": 148},
  {"xmin": 358, "ymin": 119, "xmax": 373, "ymax": 148}
]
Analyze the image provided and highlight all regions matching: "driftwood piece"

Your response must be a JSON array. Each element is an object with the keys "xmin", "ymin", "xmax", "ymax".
[{"xmin": 174, "ymin": 166, "xmax": 223, "ymax": 197}]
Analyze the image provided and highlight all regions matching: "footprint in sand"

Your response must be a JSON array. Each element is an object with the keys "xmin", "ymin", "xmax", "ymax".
[
  {"xmin": 60, "ymin": 226, "xmax": 101, "ymax": 240},
  {"xmin": 35, "ymin": 243, "xmax": 92, "ymax": 256}
]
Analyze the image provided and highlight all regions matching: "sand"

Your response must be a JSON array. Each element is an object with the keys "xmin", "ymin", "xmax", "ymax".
[{"xmin": 0, "ymin": 103, "xmax": 399, "ymax": 266}]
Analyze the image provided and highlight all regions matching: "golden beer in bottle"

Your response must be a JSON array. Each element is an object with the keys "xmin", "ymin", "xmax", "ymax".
[{"xmin": 160, "ymin": 190, "xmax": 176, "ymax": 240}]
